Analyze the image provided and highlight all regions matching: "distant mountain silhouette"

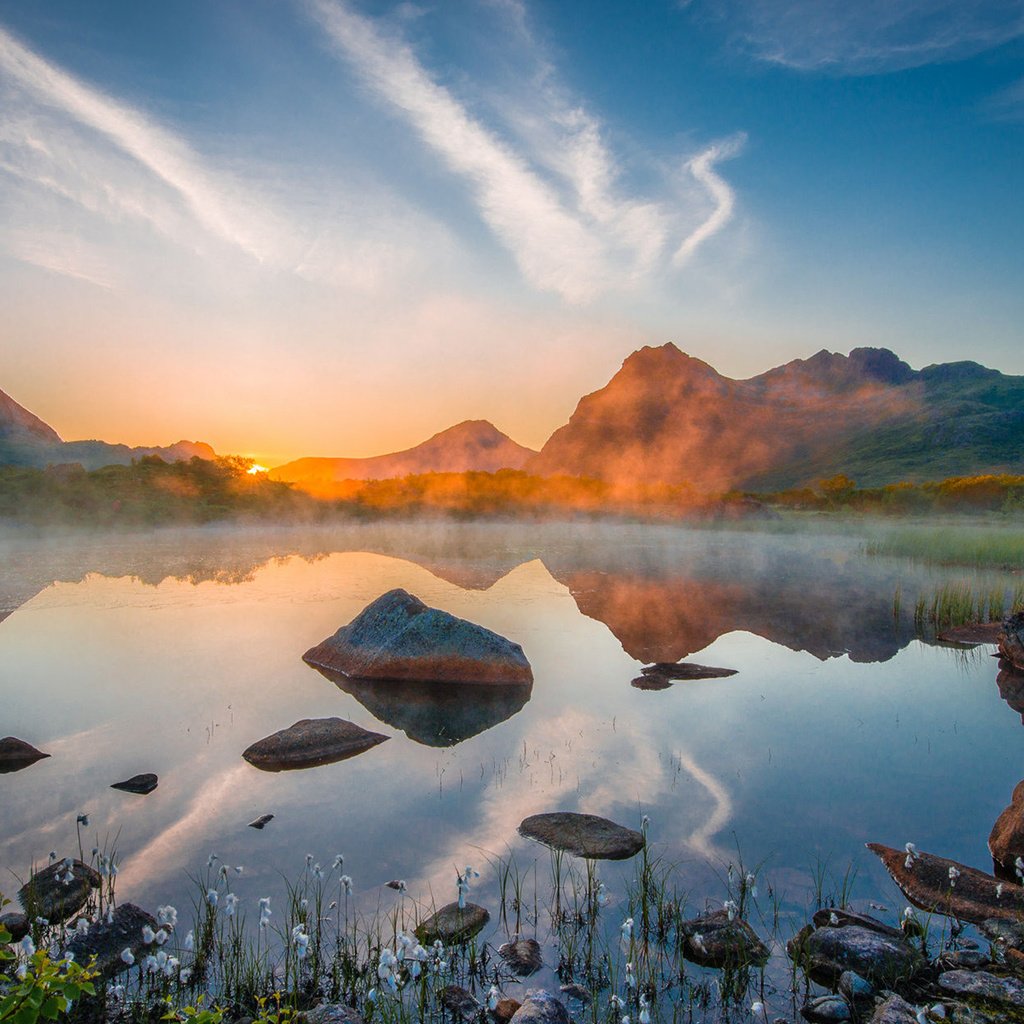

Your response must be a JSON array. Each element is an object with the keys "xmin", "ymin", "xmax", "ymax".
[
  {"xmin": 271, "ymin": 420, "xmax": 536, "ymax": 491},
  {"xmin": 0, "ymin": 385, "xmax": 215, "ymax": 470},
  {"xmin": 527, "ymin": 344, "xmax": 1024, "ymax": 489}
]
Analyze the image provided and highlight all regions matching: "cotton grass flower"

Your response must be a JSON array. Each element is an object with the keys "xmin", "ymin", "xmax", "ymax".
[
  {"xmin": 621, "ymin": 917, "xmax": 633, "ymax": 942},
  {"xmin": 224, "ymin": 894, "xmax": 239, "ymax": 917},
  {"xmin": 487, "ymin": 986, "xmax": 499, "ymax": 1011},
  {"xmin": 157, "ymin": 905, "xmax": 177, "ymax": 928},
  {"xmin": 948, "ymin": 866, "xmax": 960, "ymax": 887},
  {"xmin": 341, "ymin": 875, "xmax": 353, "ymax": 894},
  {"xmin": 120, "ymin": 948, "xmax": 135, "ymax": 966},
  {"xmin": 141, "ymin": 925, "xmax": 155, "ymax": 944},
  {"xmin": 332, "ymin": 854, "xmax": 344, "ymax": 870},
  {"xmin": 206, "ymin": 890, "xmax": 218, "ymax": 907},
  {"xmin": 183, "ymin": 931, "xmax": 195, "ymax": 952},
  {"xmin": 724, "ymin": 899, "xmax": 738, "ymax": 921},
  {"xmin": 20, "ymin": 935, "xmax": 35, "ymax": 958},
  {"xmin": 904, "ymin": 843, "xmax": 920, "ymax": 870}
]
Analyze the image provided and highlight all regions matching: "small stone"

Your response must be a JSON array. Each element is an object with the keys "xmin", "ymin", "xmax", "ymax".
[
  {"xmin": 799, "ymin": 995, "xmax": 852, "ymax": 1022},
  {"xmin": 66, "ymin": 903, "xmax": 159, "ymax": 977},
  {"xmin": 518, "ymin": 812, "xmax": 644, "ymax": 860},
  {"xmin": 0, "ymin": 737, "xmax": 50, "ymax": 774},
  {"xmin": 868, "ymin": 995, "xmax": 919, "ymax": 1024},
  {"xmin": 509, "ymin": 990, "xmax": 570, "ymax": 1024},
  {"xmin": 0, "ymin": 911, "xmax": 29, "ymax": 941},
  {"xmin": 440, "ymin": 986, "xmax": 480, "ymax": 1018},
  {"xmin": 499, "ymin": 937, "xmax": 542, "ymax": 975},
  {"xmin": 558, "ymin": 984, "xmax": 591, "ymax": 1004},
  {"xmin": 493, "ymin": 999, "xmax": 521, "ymax": 1024},
  {"xmin": 631, "ymin": 675, "xmax": 673, "ymax": 690},
  {"xmin": 248, "ymin": 814, "xmax": 274, "ymax": 829},
  {"xmin": 110, "ymin": 773, "xmax": 158, "ymax": 795},
  {"xmin": 243, "ymin": 718, "xmax": 388, "ymax": 772},
  {"xmin": 838, "ymin": 971, "xmax": 874, "ymax": 1001},
  {"xmin": 415, "ymin": 902, "xmax": 489, "ymax": 945},
  {"xmin": 936, "ymin": 949, "xmax": 989, "ymax": 971},
  {"xmin": 681, "ymin": 908, "xmax": 770, "ymax": 969}
]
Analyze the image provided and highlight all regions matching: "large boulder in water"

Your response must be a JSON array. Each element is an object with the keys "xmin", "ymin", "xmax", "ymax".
[
  {"xmin": 303, "ymin": 589, "xmax": 532, "ymax": 685},
  {"xmin": 680, "ymin": 908, "xmax": 769, "ymax": 969},
  {"xmin": 18, "ymin": 859, "xmax": 101, "ymax": 922},
  {"xmin": 0, "ymin": 737, "xmax": 50, "ymax": 774},
  {"xmin": 518, "ymin": 812, "xmax": 644, "ymax": 860},
  {"xmin": 243, "ymin": 718, "xmax": 388, "ymax": 771},
  {"xmin": 1000, "ymin": 612, "xmax": 1024, "ymax": 672},
  {"xmin": 414, "ymin": 902, "xmax": 489, "ymax": 945}
]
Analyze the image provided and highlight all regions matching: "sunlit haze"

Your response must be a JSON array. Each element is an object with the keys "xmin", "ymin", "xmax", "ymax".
[{"xmin": 2, "ymin": 1, "xmax": 1022, "ymax": 465}]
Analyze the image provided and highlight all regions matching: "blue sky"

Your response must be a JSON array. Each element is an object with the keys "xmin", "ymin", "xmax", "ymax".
[{"xmin": 1, "ymin": 0, "xmax": 1021, "ymax": 462}]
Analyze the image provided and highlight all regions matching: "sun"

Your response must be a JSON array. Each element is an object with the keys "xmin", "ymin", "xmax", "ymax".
[{"xmin": 247, "ymin": 463, "xmax": 269, "ymax": 475}]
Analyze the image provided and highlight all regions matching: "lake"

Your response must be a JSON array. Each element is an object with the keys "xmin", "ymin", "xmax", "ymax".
[{"xmin": 1, "ymin": 519, "xmax": 1020, "ymax": 1013}]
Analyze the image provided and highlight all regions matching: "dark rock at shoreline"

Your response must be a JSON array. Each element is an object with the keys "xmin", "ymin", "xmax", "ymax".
[
  {"xmin": 868, "ymin": 842, "xmax": 1024, "ymax": 924},
  {"xmin": 630, "ymin": 675, "xmax": 673, "ymax": 690},
  {"xmin": 558, "ymin": 984, "xmax": 591, "ymax": 1004},
  {"xmin": 0, "ymin": 911, "xmax": 29, "ymax": 941},
  {"xmin": 937, "ymin": 622, "xmax": 1003, "ymax": 645},
  {"xmin": 242, "ymin": 718, "xmax": 388, "ymax": 772},
  {"xmin": 18, "ymin": 859, "xmax": 101, "ymax": 922},
  {"xmin": 999, "ymin": 612, "xmax": 1024, "ymax": 672},
  {"xmin": 0, "ymin": 736, "xmax": 50, "ymax": 773},
  {"xmin": 680, "ymin": 908, "xmax": 769, "ymax": 969},
  {"xmin": 989, "ymin": 779, "xmax": 1024, "ymax": 878},
  {"xmin": 518, "ymin": 812, "xmax": 644, "ymax": 860},
  {"xmin": 837, "ymin": 971, "xmax": 874, "ymax": 1002},
  {"xmin": 938, "ymin": 968, "xmax": 1024, "ymax": 1008},
  {"xmin": 493, "ymin": 998, "xmax": 521, "ymax": 1024},
  {"xmin": 111, "ymin": 773, "xmax": 158, "ymax": 794},
  {"xmin": 868, "ymin": 995, "xmax": 918, "ymax": 1024},
  {"xmin": 66, "ymin": 903, "xmax": 159, "ymax": 977},
  {"xmin": 937, "ymin": 948, "xmax": 990, "ymax": 971},
  {"xmin": 788, "ymin": 914, "xmax": 922, "ymax": 987},
  {"xmin": 499, "ymin": 937, "xmax": 542, "ymax": 975},
  {"xmin": 800, "ymin": 995, "xmax": 852, "ymax": 1022},
  {"xmin": 303, "ymin": 589, "xmax": 533, "ymax": 686},
  {"xmin": 979, "ymin": 915, "xmax": 1024, "ymax": 949},
  {"xmin": 440, "ymin": 986, "xmax": 480, "ymax": 1018},
  {"xmin": 640, "ymin": 662, "xmax": 737, "ymax": 680},
  {"xmin": 248, "ymin": 814, "xmax": 274, "ymax": 829},
  {"xmin": 414, "ymin": 902, "xmax": 489, "ymax": 945},
  {"xmin": 509, "ymin": 990, "xmax": 569, "ymax": 1024},
  {"xmin": 811, "ymin": 908, "xmax": 904, "ymax": 940}
]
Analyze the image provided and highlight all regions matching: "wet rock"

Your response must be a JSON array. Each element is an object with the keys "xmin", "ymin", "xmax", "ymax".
[
  {"xmin": 999, "ymin": 612, "xmax": 1024, "ymax": 672},
  {"xmin": 66, "ymin": 903, "xmax": 159, "ymax": 977},
  {"xmin": 385, "ymin": 880, "xmax": 406, "ymax": 891},
  {"xmin": 509, "ymin": 990, "xmax": 570, "ymax": 1024},
  {"xmin": 868, "ymin": 995, "xmax": 918, "ymax": 1024},
  {"xmin": 681, "ymin": 908, "xmax": 770, "ymax": 969},
  {"xmin": 787, "ymin": 921, "xmax": 922, "ymax": 987},
  {"xmin": 812, "ymin": 908, "xmax": 905, "ymax": 939},
  {"xmin": 18, "ymin": 859, "xmax": 101, "ymax": 922},
  {"xmin": 414, "ymin": 902, "xmax": 489, "ymax": 945},
  {"xmin": 937, "ymin": 623, "xmax": 1003, "ymax": 645},
  {"xmin": 518, "ymin": 812, "xmax": 644, "ymax": 860},
  {"xmin": 640, "ymin": 662, "xmax": 738, "ymax": 680},
  {"xmin": 303, "ymin": 589, "xmax": 533, "ymax": 685},
  {"xmin": 440, "ymin": 986, "xmax": 480, "ymax": 1018},
  {"xmin": 631, "ymin": 675, "xmax": 673, "ymax": 691},
  {"xmin": 800, "ymin": 995, "xmax": 852, "ymax": 1022},
  {"xmin": 499, "ymin": 937, "xmax": 542, "ymax": 975},
  {"xmin": 838, "ymin": 971, "xmax": 875, "ymax": 1002},
  {"xmin": 493, "ymin": 999, "xmax": 521, "ymax": 1024},
  {"xmin": 0, "ymin": 737, "xmax": 50, "ymax": 774},
  {"xmin": 558, "ymin": 984, "xmax": 591, "ymax": 1004},
  {"xmin": 248, "ymin": 814, "xmax": 274, "ymax": 829},
  {"xmin": 303, "ymin": 1005, "xmax": 364, "ymax": 1024},
  {"xmin": 0, "ymin": 911, "xmax": 29, "ymax": 941},
  {"xmin": 867, "ymin": 843, "xmax": 1024, "ymax": 925},
  {"xmin": 979, "ymin": 916, "xmax": 1024, "ymax": 949},
  {"xmin": 989, "ymin": 779, "xmax": 1024, "ymax": 877},
  {"xmin": 938, "ymin": 969, "xmax": 1024, "ymax": 1007},
  {"xmin": 110, "ymin": 773, "xmax": 158, "ymax": 795},
  {"xmin": 243, "ymin": 718, "xmax": 388, "ymax": 772},
  {"xmin": 937, "ymin": 949, "xmax": 990, "ymax": 971}
]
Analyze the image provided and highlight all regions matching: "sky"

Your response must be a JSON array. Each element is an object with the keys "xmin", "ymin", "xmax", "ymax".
[{"xmin": 1, "ymin": 0, "xmax": 1022, "ymax": 465}]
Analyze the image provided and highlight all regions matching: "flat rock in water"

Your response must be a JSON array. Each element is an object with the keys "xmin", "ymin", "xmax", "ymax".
[
  {"xmin": 989, "ymin": 779, "xmax": 1024, "ymax": 876},
  {"xmin": 18, "ymin": 859, "xmax": 101, "ymax": 922},
  {"xmin": 509, "ymin": 990, "xmax": 570, "ymax": 1024},
  {"xmin": 999, "ymin": 612, "xmax": 1024, "ymax": 672},
  {"xmin": 0, "ymin": 736, "xmax": 50, "ymax": 773},
  {"xmin": 303, "ymin": 1004, "xmax": 364, "ymax": 1024},
  {"xmin": 868, "ymin": 842, "xmax": 1024, "ymax": 924},
  {"xmin": 938, "ymin": 622, "xmax": 1003, "ymax": 645},
  {"xmin": 243, "ymin": 718, "xmax": 388, "ymax": 771},
  {"xmin": 518, "ymin": 812, "xmax": 644, "ymax": 860},
  {"xmin": 499, "ymin": 937, "xmax": 542, "ymax": 975},
  {"xmin": 811, "ymin": 908, "xmax": 905, "ymax": 940},
  {"xmin": 66, "ymin": 903, "xmax": 158, "ymax": 978},
  {"xmin": 680, "ymin": 908, "xmax": 769, "ymax": 969},
  {"xmin": 939, "ymin": 969, "xmax": 1024, "ymax": 1007},
  {"xmin": 630, "ymin": 675, "xmax": 673, "ymax": 691},
  {"xmin": 788, "ymin": 922, "xmax": 922, "ymax": 987},
  {"xmin": 414, "ymin": 902, "xmax": 489, "ymax": 945},
  {"xmin": 111, "ymin": 773, "xmax": 158, "ymax": 794},
  {"xmin": 248, "ymin": 814, "xmax": 274, "ymax": 830},
  {"xmin": 868, "ymin": 995, "xmax": 919, "ymax": 1024},
  {"xmin": 303, "ymin": 589, "xmax": 533, "ymax": 686},
  {"xmin": 640, "ymin": 662, "xmax": 738, "ymax": 680},
  {"xmin": 0, "ymin": 911, "xmax": 29, "ymax": 941}
]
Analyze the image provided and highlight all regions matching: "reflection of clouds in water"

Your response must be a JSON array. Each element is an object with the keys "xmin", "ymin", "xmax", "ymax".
[{"xmin": 674, "ymin": 750, "xmax": 733, "ymax": 863}]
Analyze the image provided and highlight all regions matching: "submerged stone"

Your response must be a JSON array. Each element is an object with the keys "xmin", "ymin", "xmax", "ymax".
[
  {"xmin": 518, "ymin": 812, "xmax": 644, "ymax": 860},
  {"xmin": 0, "ymin": 736, "xmax": 50, "ymax": 774},
  {"xmin": 499, "ymin": 937, "xmax": 543, "ymax": 975},
  {"xmin": 110, "ymin": 773, "xmax": 158, "ymax": 794},
  {"xmin": 18, "ymin": 859, "xmax": 101, "ymax": 922},
  {"xmin": 242, "ymin": 718, "xmax": 388, "ymax": 771},
  {"xmin": 303, "ymin": 589, "xmax": 533, "ymax": 685},
  {"xmin": 440, "ymin": 986, "xmax": 480, "ymax": 1018},
  {"xmin": 414, "ymin": 902, "xmax": 489, "ymax": 945},
  {"xmin": 66, "ymin": 903, "xmax": 158, "ymax": 978},
  {"xmin": 800, "ymin": 995, "xmax": 852, "ymax": 1023},
  {"xmin": 680, "ymin": 908, "xmax": 769, "ymax": 969}
]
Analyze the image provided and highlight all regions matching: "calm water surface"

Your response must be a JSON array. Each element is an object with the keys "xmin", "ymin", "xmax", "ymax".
[{"xmin": 0, "ymin": 520, "xmax": 1020, "ymax": 998}]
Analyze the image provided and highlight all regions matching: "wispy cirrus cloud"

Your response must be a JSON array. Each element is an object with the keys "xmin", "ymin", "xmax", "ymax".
[
  {"xmin": 695, "ymin": 0, "xmax": 1024, "ymax": 74},
  {"xmin": 306, "ymin": 0, "xmax": 745, "ymax": 303}
]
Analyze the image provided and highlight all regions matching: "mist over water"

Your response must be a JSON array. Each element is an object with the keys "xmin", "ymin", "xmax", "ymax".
[{"xmin": 0, "ymin": 519, "xmax": 1020, "ymax": 980}]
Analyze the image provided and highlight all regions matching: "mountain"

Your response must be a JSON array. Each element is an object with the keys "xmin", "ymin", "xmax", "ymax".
[
  {"xmin": 0, "ymin": 386, "xmax": 215, "ymax": 470},
  {"xmin": 271, "ymin": 420, "xmax": 536, "ymax": 491},
  {"xmin": 527, "ymin": 344, "xmax": 1024, "ymax": 490}
]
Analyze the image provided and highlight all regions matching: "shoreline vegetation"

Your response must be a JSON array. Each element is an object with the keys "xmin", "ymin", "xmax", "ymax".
[{"xmin": 2, "ymin": 458, "xmax": 1024, "ymax": 533}]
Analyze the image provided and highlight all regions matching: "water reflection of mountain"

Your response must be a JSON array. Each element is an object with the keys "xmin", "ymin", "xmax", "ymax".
[
  {"xmin": 0, "ymin": 521, "xmax": 987, "ymax": 665},
  {"xmin": 310, "ymin": 666, "xmax": 532, "ymax": 746}
]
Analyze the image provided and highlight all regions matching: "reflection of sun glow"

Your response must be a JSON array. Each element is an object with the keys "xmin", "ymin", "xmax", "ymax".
[{"xmin": 247, "ymin": 463, "xmax": 269, "ymax": 475}]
